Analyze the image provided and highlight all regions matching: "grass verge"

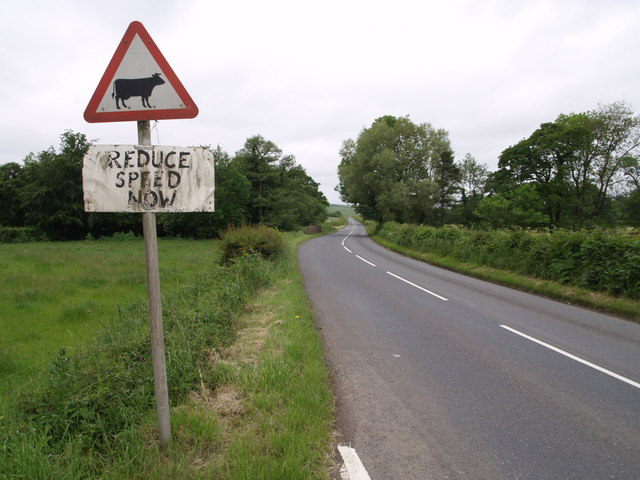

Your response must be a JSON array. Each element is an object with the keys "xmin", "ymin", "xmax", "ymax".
[
  {"xmin": 140, "ymin": 232, "xmax": 336, "ymax": 479},
  {"xmin": 371, "ymin": 234, "xmax": 640, "ymax": 322},
  {"xmin": 190, "ymin": 232, "xmax": 336, "ymax": 479}
]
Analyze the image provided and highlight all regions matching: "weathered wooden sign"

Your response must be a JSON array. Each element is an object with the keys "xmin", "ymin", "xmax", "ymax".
[{"xmin": 83, "ymin": 145, "xmax": 214, "ymax": 212}]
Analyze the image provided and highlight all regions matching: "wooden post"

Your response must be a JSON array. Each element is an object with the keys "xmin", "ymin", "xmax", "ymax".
[{"xmin": 138, "ymin": 120, "xmax": 171, "ymax": 449}]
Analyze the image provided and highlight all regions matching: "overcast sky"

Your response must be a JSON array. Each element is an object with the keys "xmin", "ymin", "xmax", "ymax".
[{"xmin": 2, "ymin": 0, "xmax": 639, "ymax": 204}]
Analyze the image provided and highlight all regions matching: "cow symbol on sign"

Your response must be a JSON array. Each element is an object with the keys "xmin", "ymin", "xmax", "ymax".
[{"xmin": 112, "ymin": 73, "xmax": 165, "ymax": 109}]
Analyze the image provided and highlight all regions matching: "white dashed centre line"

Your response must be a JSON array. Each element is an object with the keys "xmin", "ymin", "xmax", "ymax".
[
  {"xmin": 356, "ymin": 255, "xmax": 376, "ymax": 267},
  {"xmin": 500, "ymin": 325, "xmax": 640, "ymax": 390},
  {"xmin": 386, "ymin": 271, "xmax": 449, "ymax": 301},
  {"xmin": 343, "ymin": 223, "xmax": 446, "ymax": 300}
]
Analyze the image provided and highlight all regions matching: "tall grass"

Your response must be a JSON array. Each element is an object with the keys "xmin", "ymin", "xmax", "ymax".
[
  {"xmin": 0, "ymin": 237, "xmax": 278, "ymax": 478},
  {"xmin": 1, "ymin": 230, "xmax": 335, "ymax": 479},
  {"xmin": 0, "ymin": 239, "xmax": 219, "ymax": 401}
]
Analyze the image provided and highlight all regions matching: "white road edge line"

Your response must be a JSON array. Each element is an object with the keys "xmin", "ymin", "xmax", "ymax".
[
  {"xmin": 356, "ymin": 255, "xmax": 376, "ymax": 267},
  {"xmin": 338, "ymin": 445, "xmax": 372, "ymax": 480},
  {"xmin": 386, "ymin": 271, "xmax": 449, "ymax": 301},
  {"xmin": 500, "ymin": 325, "xmax": 640, "ymax": 390}
]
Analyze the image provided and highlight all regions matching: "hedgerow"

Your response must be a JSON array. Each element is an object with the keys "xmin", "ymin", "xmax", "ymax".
[{"xmin": 376, "ymin": 223, "xmax": 640, "ymax": 299}]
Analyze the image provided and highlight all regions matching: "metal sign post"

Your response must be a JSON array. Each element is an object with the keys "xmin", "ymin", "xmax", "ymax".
[
  {"xmin": 83, "ymin": 21, "xmax": 210, "ymax": 450},
  {"xmin": 138, "ymin": 120, "xmax": 171, "ymax": 448}
]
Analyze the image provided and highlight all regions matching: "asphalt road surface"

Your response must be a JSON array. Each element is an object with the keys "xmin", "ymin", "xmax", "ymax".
[{"xmin": 298, "ymin": 219, "xmax": 640, "ymax": 479}]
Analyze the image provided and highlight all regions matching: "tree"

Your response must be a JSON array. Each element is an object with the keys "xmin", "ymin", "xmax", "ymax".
[
  {"xmin": 233, "ymin": 135, "xmax": 328, "ymax": 230},
  {"xmin": 459, "ymin": 153, "xmax": 488, "ymax": 198},
  {"xmin": 498, "ymin": 121, "xmax": 580, "ymax": 225},
  {"xmin": 619, "ymin": 189, "xmax": 640, "ymax": 225},
  {"xmin": 497, "ymin": 102, "xmax": 640, "ymax": 226},
  {"xmin": 588, "ymin": 102, "xmax": 640, "ymax": 217},
  {"xmin": 158, "ymin": 146, "xmax": 251, "ymax": 238},
  {"xmin": 434, "ymin": 149, "xmax": 461, "ymax": 226},
  {"xmin": 337, "ymin": 115, "xmax": 451, "ymax": 223},
  {"xmin": 623, "ymin": 156, "xmax": 640, "ymax": 191},
  {"xmin": 454, "ymin": 153, "xmax": 488, "ymax": 226},
  {"xmin": 0, "ymin": 162, "xmax": 26, "ymax": 226},
  {"xmin": 475, "ymin": 184, "xmax": 550, "ymax": 229},
  {"xmin": 269, "ymin": 164, "xmax": 328, "ymax": 230},
  {"xmin": 19, "ymin": 131, "xmax": 91, "ymax": 239},
  {"xmin": 233, "ymin": 135, "xmax": 285, "ymax": 225}
]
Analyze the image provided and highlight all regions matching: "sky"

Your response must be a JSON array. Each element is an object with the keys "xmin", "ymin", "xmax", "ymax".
[{"xmin": 2, "ymin": 0, "xmax": 639, "ymax": 204}]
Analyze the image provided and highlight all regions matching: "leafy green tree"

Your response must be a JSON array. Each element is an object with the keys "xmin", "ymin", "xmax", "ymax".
[
  {"xmin": 497, "ymin": 102, "xmax": 640, "ymax": 226},
  {"xmin": 337, "ymin": 115, "xmax": 451, "ymax": 223},
  {"xmin": 233, "ymin": 135, "xmax": 328, "ymax": 230},
  {"xmin": 474, "ymin": 194, "xmax": 511, "ymax": 229},
  {"xmin": 588, "ymin": 102, "xmax": 640, "ymax": 217},
  {"xmin": 459, "ymin": 153, "xmax": 488, "ymax": 198},
  {"xmin": 619, "ymin": 190, "xmax": 640, "ymax": 225},
  {"xmin": 434, "ymin": 149, "xmax": 461, "ymax": 226},
  {"xmin": 211, "ymin": 146, "xmax": 252, "ymax": 228},
  {"xmin": 0, "ymin": 162, "xmax": 26, "ymax": 226},
  {"xmin": 475, "ymin": 184, "xmax": 550, "ymax": 229},
  {"xmin": 233, "ymin": 135, "xmax": 286, "ymax": 225},
  {"xmin": 158, "ymin": 146, "xmax": 251, "ymax": 238},
  {"xmin": 269, "ymin": 164, "xmax": 328, "ymax": 230},
  {"xmin": 454, "ymin": 153, "xmax": 488, "ymax": 226},
  {"xmin": 19, "ymin": 131, "xmax": 91, "ymax": 239},
  {"xmin": 498, "ymin": 120, "xmax": 580, "ymax": 225}
]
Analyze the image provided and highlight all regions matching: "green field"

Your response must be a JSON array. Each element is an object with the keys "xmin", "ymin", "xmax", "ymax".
[
  {"xmin": 0, "ymin": 238, "xmax": 220, "ymax": 407},
  {"xmin": 327, "ymin": 203, "xmax": 355, "ymax": 217}
]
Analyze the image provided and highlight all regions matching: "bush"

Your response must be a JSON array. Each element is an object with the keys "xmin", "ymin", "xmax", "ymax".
[
  {"xmin": 105, "ymin": 231, "xmax": 139, "ymax": 241},
  {"xmin": 376, "ymin": 223, "xmax": 640, "ymax": 299},
  {"xmin": 0, "ymin": 226, "xmax": 42, "ymax": 243},
  {"xmin": 220, "ymin": 225, "xmax": 285, "ymax": 264}
]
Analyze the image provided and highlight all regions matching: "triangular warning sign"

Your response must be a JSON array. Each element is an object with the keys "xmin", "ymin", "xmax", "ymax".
[{"xmin": 84, "ymin": 21, "xmax": 198, "ymax": 123}]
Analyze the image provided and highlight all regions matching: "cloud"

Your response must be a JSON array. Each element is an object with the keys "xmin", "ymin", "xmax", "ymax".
[{"xmin": 2, "ymin": 0, "xmax": 640, "ymax": 204}]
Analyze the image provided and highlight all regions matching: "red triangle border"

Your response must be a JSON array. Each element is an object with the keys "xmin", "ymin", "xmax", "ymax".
[{"xmin": 84, "ymin": 21, "xmax": 199, "ymax": 123}]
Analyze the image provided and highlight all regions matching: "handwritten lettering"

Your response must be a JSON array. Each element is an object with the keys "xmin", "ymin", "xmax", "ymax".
[{"xmin": 106, "ymin": 148, "xmax": 192, "ymax": 210}]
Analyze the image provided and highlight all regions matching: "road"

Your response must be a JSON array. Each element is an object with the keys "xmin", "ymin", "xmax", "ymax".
[{"xmin": 298, "ymin": 219, "xmax": 640, "ymax": 479}]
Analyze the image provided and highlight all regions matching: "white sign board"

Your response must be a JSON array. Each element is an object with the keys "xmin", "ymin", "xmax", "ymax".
[{"xmin": 83, "ymin": 145, "xmax": 214, "ymax": 212}]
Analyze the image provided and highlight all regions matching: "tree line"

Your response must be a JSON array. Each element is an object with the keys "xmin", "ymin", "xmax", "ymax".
[
  {"xmin": 338, "ymin": 102, "xmax": 640, "ymax": 228},
  {"xmin": 0, "ymin": 132, "xmax": 328, "ymax": 240}
]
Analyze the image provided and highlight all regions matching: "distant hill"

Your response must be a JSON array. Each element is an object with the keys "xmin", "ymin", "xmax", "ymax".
[{"xmin": 327, "ymin": 204, "xmax": 356, "ymax": 217}]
